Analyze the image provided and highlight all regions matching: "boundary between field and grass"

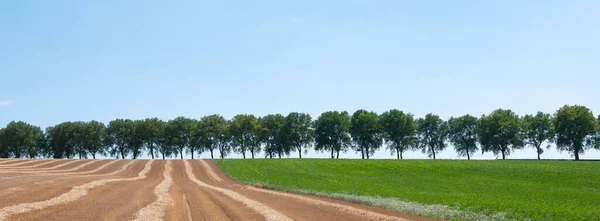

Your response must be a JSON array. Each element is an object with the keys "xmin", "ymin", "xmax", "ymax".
[
  {"xmin": 212, "ymin": 159, "xmax": 530, "ymax": 221},
  {"xmin": 240, "ymin": 182, "xmax": 519, "ymax": 221}
]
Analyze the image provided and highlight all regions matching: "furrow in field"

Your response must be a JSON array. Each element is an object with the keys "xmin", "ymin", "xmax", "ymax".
[
  {"xmin": 0, "ymin": 160, "xmax": 124, "ymax": 180},
  {"xmin": 183, "ymin": 160, "xmax": 291, "ymax": 221},
  {"xmin": 132, "ymin": 161, "xmax": 173, "ymax": 221},
  {"xmin": 0, "ymin": 160, "xmax": 37, "ymax": 166},
  {"xmin": 182, "ymin": 194, "xmax": 193, "ymax": 221},
  {"xmin": 0, "ymin": 160, "xmax": 73, "ymax": 170},
  {"xmin": 0, "ymin": 160, "xmax": 145, "ymax": 208},
  {"xmin": 0, "ymin": 159, "xmax": 32, "ymax": 165},
  {"xmin": 0, "ymin": 160, "xmax": 94, "ymax": 172},
  {"xmin": 7, "ymin": 160, "xmax": 164, "ymax": 221},
  {"xmin": 0, "ymin": 160, "xmax": 154, "ymax": 221},
  {"xmin": 53, "ymin": 160, "xmax": 119, "ymax": 175},
  {"xmin": 0, "ymin": 160, "xmax": 82, "ymax": 172},
  {"xmin": 200, "ymin": 159, "xmax": 222, "ymax": 182},
  {"xmin": 166, "ymin": 160, "xmax": 264, "ymax": 221},
  {"xmin": 0, "ymin": 159, "xmax": 62, "ymax": 169}
]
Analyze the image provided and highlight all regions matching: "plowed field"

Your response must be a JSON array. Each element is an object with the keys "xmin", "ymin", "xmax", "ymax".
[{"xmin": 0, "ymin": 159, "xmax": 429, "ymax": 221}]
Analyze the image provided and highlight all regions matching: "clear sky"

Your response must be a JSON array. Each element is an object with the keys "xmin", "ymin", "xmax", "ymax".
[{"xmin": 1, "ymin": 0, "xmax": 599, "ymax": 159}]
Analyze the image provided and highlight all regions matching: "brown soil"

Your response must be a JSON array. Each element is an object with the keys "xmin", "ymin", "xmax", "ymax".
[{"xmin": 0, "ymin": 159, "xmax": 436, "ymax": 221}]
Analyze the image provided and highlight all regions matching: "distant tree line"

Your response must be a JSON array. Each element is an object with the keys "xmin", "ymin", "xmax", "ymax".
[{"xmin": 1, "ymin": 105, "xmax": 599, "ymax": 160}]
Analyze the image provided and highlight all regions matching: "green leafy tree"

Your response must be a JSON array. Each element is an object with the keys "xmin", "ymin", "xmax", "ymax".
[
  {"xmin": 313, "ymin": 111, "xmax": 351, "ymax": 159},
  {"xmin": 106, "ymin": 119, "xmax": 132, "ymax": 159},
  {"xmin": 190, "ymin": 120, "xmax": 205, "ymax": 158},
  {"xmin": 379, "ymin": 109, "xmax": 416, "ymax": 160},
  {"xmin": 349, "ymin": 110, "xmax": 382, "ymax": 159},
  {"xmin": 166, "ymin": 117, "xmax": 196, "ymax": 159},
  {"xmin": 522, "ymin": 112, "xmax": 554, "ymax": 160},
  {"xmin": 416, "ymin": 114, "xmax": 448, "ymax": 159},
  {"xmin": 447, "ymin": 114, "xmax": 479, "ymax": 160},
  {"xmin": 553, "ymin": 105, "xmax": 597, "ymax": 160},
  {"xmin": 476, "ymin": 109, "xmax": 524, "ymax": 160},
  {"xmin": 0, "ymin": 128, "xmax": 9, "ymax": 158},
  {"xmin": 259, "ymin": 114, "xmax": 288, "ymax": 158},
  {"xmin": 229, "ymin": 114, "xmax": 261, "ymax": 159},
  {"xmin": 281, "ymin": 112, "xmax": 314, "ymax": 159},
  {"xmin": 139, "ymin": 118, "xmax": 164, "ymax": 159},
  {"xmin": 197, "ymin": 115, "xmax": 229, "ymax": 159},
  {"xmin": 70, "ymin": 121, "xmax": 89, "ymax": 159},
  {"xmin": 127, "ymin": 120, "xmax": 145, "ymax": 159},
  {"xmin": 217, "ymin": 120, "xmax": 232, "ymax": 159},
  {"xmin": 3, "ymin": 121, "xmax": 44, "ymax": 158},
  {"xmin": 46, "ymin": 123, "xmax": 76, "ymax": 159},
  {"xmin": 82, "ymin": 120, "xmax": 108, "ymax": 159},
  {"xmin": 156, "ymin": 125, "xmax": 174, "ymax": 160}
]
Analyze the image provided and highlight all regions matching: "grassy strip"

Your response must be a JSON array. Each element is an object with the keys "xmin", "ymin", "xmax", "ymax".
[
  {"xmin": 214, "ymin": 159, "xmax": 600, "ymax": 221},
  {"xmin": 248, "ymin": 182, "xmax": 514, "ymax": 221}
]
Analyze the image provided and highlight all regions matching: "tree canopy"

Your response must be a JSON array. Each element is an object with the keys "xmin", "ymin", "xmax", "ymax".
[
  {"xmin": 259, "ymin": 114, "xmax": 288, "ymax": 158},
  {"xmin": 447, "ymin": 114, "xmax": 478, "ymax": 160},
  {"xmin": 229, "ymin": 114, "xmax": 261, "ymax": 159},
  {"xmin": 281, "ymin": 112, "xmax": 314, "ymax": 159},
  {"xmin": 313, "ymin": 111, "xmax": 352, "ymax": 159},
  {"xmin": 476, "ymin": 109, "xmax": 524, "ymax": 160},
  {"xmin": 349, "ymin": 110, "xmax": 383, "ymax": 159},
  {"xmin": 379, "ymin": 109, "xmax": 417, "ymax": 159},
  {"xmin": 416, "ymin": 114, "xmax": 448, "ymax": 159},
  {"xmin": 522, "ymin": 112, "xmax": 554, "ymax": 160},
  {"xmin": 1, "ymin": 105, "xmax": 599, "ymax": 160},
  {"xmin": 553, "ymin": 105, "xmax": 597, "ymax": 160}
]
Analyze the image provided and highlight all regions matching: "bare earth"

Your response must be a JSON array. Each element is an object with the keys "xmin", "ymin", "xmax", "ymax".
[{"xmin": 0, "ymin": 159, "xmax": 434, "ymax": 221}]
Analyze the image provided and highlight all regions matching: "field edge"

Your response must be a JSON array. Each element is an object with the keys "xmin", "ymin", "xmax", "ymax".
[{"xmin": 212, "ymin": 160, "xmax": 525, "ymax": 221}]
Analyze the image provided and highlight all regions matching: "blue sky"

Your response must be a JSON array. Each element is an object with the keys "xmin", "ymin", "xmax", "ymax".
[{"xmin": 1, "ymin": 0, "xmax": 599, "ymax": 159}]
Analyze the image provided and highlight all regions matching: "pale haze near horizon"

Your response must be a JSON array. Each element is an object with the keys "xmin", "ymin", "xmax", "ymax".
[{"xmin": 1, "ymin": 1, "xmax": 599, "ymax": 160}]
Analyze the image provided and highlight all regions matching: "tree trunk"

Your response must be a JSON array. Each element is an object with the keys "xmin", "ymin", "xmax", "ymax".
[
  {"xmin": 278, "ymin": 152, "xmax": 281, "ymax": 159},
  {"xmin": 150, "ymin": 146, "xmax": 155, "ymax": 159},
  {"xmin": 336, "ymin": 150, "xmax": 340, "ymax": 159},
  {"xmin": 361, "ymin": 147, "xmax": 365, "ymax": 159},
  {"xmin": 431, "ymin": 146, "xmax": 436, "ymax": 160},
  {"xmin": 365, "ymin": 147, "xmax": 370, "ymax": 159},
  {"xmin": 242, "ymin": 152, "xmax": 246, "ymax": 159},
  {"xmin": 162, "ymin": 152, "xmax": 165, "ymax": 160},
  {"xmin": 92, "ymin": 153, "xmax": 96, "ymax": 159},
  {"xmin": 501, "ymin": 151, "xmax": 506, "ymax": 160},
  {"xmin": 210, "ymin": 149, "xmax": 214, "ymax": 159},
  {"xmin": 180, "ymin": 150, "xmax": 183, "ymax": 159},
  {"xmin": 331, "ymin": 148, "xmax": 334, "ymax": 159},
  {"xmin": 191, "ymin": 150, "xmax": 194, "ymax": 159},
  {"xmin": 121, "ymin": 151, "xmax": 125, "ymax": 159},
  {"xmin": 396, "ymin": 149, "xmax": 400, "ymax": 160},
  {"xmin": 466, "ymin": 150, "xmax": 470, "ymax": 160},
  {"xmin": 298, "ymin": 148, "xmax": 302, "ymax": 159},
  {"xmin": 574, "ymin": 151, "xmax": 580, "ymax": 161},
  {"xmin": 537, "ymin": 151, "xmax": 541, "ymax": 160}
]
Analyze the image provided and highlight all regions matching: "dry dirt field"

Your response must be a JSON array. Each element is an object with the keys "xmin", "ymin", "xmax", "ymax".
[{"xmin": 0, "ymin": 159, "xmax": 431, "ymax": 221}]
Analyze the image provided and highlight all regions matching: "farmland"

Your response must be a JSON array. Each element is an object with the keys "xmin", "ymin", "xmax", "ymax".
[
  {"xmin": 214, "ymin": 159, "xmax": 600, "ymax": 221},
  {"xmin": 0, "ymin": 159, "xmax": 428, "ymax": 221}
]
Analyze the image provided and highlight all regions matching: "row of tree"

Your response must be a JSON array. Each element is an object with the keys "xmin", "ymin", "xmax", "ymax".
[{"xmin": 1, "ymin": 105, "xmax": 599, "ymax": 160}]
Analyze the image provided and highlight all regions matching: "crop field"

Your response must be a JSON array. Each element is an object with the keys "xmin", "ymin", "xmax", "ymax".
[
  {"xmin": 214, "ymin": 159, "xmax": 600, "ymax": 221},
  {"xmin": 0, "ymin": 159, "xmax": 429, "ymax": 221}
]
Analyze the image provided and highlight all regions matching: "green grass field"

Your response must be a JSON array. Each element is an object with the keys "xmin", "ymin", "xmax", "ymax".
[{"xmin": 213, "ymin": 159, "xmax": 600, "ymax": 221}]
